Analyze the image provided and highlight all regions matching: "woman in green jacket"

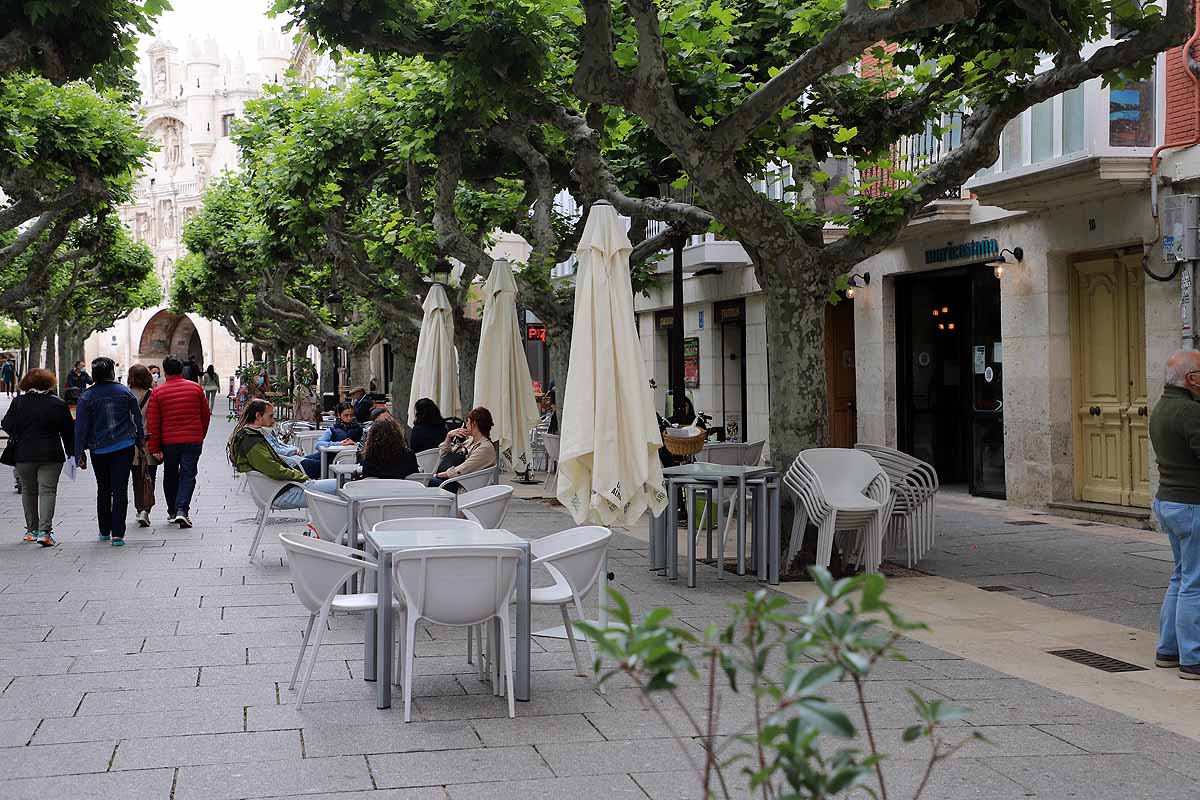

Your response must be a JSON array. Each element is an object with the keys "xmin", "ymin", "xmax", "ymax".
[{"xmin": 228, "ymin": 399, "xmax": 337, "ymax": 508}]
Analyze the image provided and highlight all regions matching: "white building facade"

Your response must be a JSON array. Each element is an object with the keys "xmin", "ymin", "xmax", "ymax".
[{"xmin": 86, "ymin": 34, "xmax": 291, "ymax": 390}]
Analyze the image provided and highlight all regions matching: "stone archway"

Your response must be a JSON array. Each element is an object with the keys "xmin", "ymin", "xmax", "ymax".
[{"xmin": 138, "ymin": 309, "xmax": 203, "ymax": 368}]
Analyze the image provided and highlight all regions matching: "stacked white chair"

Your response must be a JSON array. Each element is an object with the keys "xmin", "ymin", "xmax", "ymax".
[
  {"xmin": 529, "ymin": 526, "xmax": 613, "ymax": 676},
  {"xmin": 854, "ymin": 444, "xmax": 939, "ymax": 566},
  {"xmin": 391, "ymin": 546, "xmax": 523, "ymax": 721},
  {"xmin": 246, "ymin": 472, "xmax": 307, "ymax": 561},
  {"xmin": 458, "ymin": 485, "xmax": 514, "ymax": 529},
  {"xmin": 783, "ymin": 449, "xmax": 891, "ymax": 573},
  {"xmin": 278, "ymin": 532, "xmax": 403, "ymax": 709}
]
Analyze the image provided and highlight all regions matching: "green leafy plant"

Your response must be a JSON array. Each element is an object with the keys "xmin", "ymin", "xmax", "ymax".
[{"xmin": 579, "ymin": 568, "xmax": 983, "ymax": 800}]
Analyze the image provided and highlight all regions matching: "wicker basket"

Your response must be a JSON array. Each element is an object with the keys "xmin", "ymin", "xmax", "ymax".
[{"xmin": 663, "ymin": 429, "xmax": 707, "ymax": 457}]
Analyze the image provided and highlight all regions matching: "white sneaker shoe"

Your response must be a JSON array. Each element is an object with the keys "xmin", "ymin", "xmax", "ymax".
[{"xmin": 136, "ymin": 510, "xmax": 151, "ymax": 527}]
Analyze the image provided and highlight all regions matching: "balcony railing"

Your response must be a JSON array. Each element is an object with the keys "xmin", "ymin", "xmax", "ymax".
[{"xmin": 858, "ymin": 112, "xmax": 965, "ymax": 200}]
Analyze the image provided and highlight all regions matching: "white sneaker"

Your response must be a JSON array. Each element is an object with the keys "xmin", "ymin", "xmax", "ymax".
[{"xmin": 136, "ymin": 510, "xmax": 151, "ymax": 527}]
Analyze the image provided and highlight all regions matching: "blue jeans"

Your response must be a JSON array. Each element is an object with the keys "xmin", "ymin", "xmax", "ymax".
[
  {"xmin": 299, "ymin": 453, "xmax": 322, "ymax": 480},
  {"xmin": 274, "ymin": 479, "xmax": 337, "ymax": 510},
  {"xmin": 1154, "ymin": 499, "xmax": 1200, "ymax": 665},
  {"xmin": 162, "ymin": 442, "xmax": 203, "ymax": 516},
  {"xmin": 92, "ymin": 446, "xmax": 134, "ymax": 539}
]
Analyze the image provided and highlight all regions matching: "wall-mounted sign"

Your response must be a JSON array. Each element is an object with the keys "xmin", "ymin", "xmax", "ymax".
[
  {"xmin": 655, "ymin": 310, "xmax": 675, "ymax": 330},
  {"xmin": 714, "ymin": 298, "xmax": 745, "ymax": 323},
  {"xmin": 973, "ymin": 345, "xmax": 987, "ymax": 375},
  {"xmin": 924, "ymin": 238, "xmax": 999, "ymax": 265},
  {"xmin": 684, "ymin": 337, "xmax": 700, "ymax": 388},
  {"xmin": 526, "ymin": 324, "xmax": 547, "ymax": 343},
  {"xmin": 698, "ymin": 310, "xmax": 704, "ymax": 330}
]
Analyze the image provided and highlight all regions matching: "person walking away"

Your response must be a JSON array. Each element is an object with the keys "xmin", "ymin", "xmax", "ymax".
[
  {"xmin": 200, "ymin": 365, "xmax": 220, "ymax": 411},
  {"xmin": 2, "ymin": 368, "xmax": 74, "ymax": 546},
  {"xmin": 228, "ymin": 399, "xmax": 337, "ymax": 508},
  {"xmin": 358, "ymin": 418, "xmax": 418, "ymax": 480},
  {"xmin": 74, "ymin": 358, "xmax": 143, "ymax": 546},
  {"xmin": 298, "ymin": 401, "xmax": 362, "ymax": 479},
  {"xmin": 431, "ymin": 406, "xmax": 497, "ymax": 490},
  {"xmin": 1, "ymin": 356, "xmax": 16, "ymax": 397},
  {"xmin": 410, "ymin": 398, "xmax": 447, "ymax": 453},
  {"xmin": 126, "ymin": 365, "xmax": 159, "ymax": 527},
  {"xmin": 1149, "ymin": 349, "xmax": 1200, "ymax": 680},
  {"xmin": 146, "ymin": 355, "xmax": 211, "ymax": 528}
]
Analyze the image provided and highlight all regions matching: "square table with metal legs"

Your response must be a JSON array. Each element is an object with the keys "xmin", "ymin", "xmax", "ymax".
[
  {"xmin": 330, "ymin": 462, "xmax": 362, "ymax": 488},
  {"xmin": 320, "ymin": 444, "xmax": 359, "ymax": 480},
  {"xmin": 366, "ymin": 529, "xmax": 532, "ymax": 709}
]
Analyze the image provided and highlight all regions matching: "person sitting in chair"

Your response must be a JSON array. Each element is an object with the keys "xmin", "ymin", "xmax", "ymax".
[
  {"xmin": 228, "ymin": 399, "xmax": 336, "ymax": 509},
  {"xmin": 357, "ymin": 418, "xmax": 418, "ymax": 480},
  {"xmin": 431, "ymin": 406, "xmax": 496, "ymax": 490},
  {"xmin": 298, "ymin": 402, "xmax": 363, "ymax": 479}
]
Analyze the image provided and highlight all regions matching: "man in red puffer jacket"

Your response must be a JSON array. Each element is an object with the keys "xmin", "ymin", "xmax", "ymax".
[{"xmin": 146, "ymin": 355, "xmax": 211, "ymax": 529}]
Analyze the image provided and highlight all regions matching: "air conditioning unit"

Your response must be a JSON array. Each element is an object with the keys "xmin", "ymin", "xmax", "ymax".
[{"xmin": 1163, "ymin": 194, "xmax": 1200, "ymax": 262}]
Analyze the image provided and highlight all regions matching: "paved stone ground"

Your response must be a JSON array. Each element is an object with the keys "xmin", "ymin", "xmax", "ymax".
[
  {"xmin": 1, "ymin": 411, "xmax": 1199, "ymax": 799},
  {"xmin": 917, "ymin": 492, "xmax": 1170, "ymax": 633}
]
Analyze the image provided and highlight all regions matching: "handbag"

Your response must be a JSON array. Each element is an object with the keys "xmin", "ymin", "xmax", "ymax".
[
  {"xmin": 1, "ymin": 396, "xmax": 18, "ymax": 466},
  {"xmin": 435, "ymin": 448, "xmax": 468, "ymax": 475}
]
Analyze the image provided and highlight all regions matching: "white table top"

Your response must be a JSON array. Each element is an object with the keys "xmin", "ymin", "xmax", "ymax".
[
  {"xmin": 337, "ymin": 481, "xmax": 452, "ymax": 502},
  {"xmin": 367, "ymin": 528, "xmax": 525, "ymax": 552},
  {"xmin": 330, "ymin": 463, "xmax": 363, "ymax": 475},
  {"xmin": 320, "ymin": 443, "xmax": 359, "ymax": 452},
  {"xmin": 663, "ymin": 463, "xmax": 774, "ymax": 479}
]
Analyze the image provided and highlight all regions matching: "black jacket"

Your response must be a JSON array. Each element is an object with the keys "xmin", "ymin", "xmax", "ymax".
[
  {"xmin": 359, "ymin": 449, "xmax": 419, "ymax": 480},
  {"xmin": 410, "ymin": 421, "xmax": 445, "ymax": 454},
  {"xmin": 2, "ymin": 392, "xmax": 75, "ymax": 463}
]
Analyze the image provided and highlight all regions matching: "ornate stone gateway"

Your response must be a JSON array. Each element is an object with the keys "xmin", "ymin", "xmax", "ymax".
[{"xmin": 137, "ymin": 309, "xmax": 203, "ymax": 366}]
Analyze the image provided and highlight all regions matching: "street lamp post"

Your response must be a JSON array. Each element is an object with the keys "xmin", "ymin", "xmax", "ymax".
[{"xmin": 666, "ymin": 224, "xmax": 689, "ymax": 423}]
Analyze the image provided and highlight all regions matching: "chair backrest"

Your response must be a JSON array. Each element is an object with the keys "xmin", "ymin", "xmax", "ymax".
[
  {"xmin": 357, "ymin": 495, "xmax": 455, "ymax": 532},
  {"xmin": 457, "ymin": 485, "xmax": 514, "ymax": 529},
  {"xmin": 279, "ymin": 532, "xmax": 371, "ymax": 613},
  {"xmin": 854, "ymin": 443, "xmax": 939, "ymax": 491},
  {"xmin": 305, "ymin": 490, "xmax": 348, "ymax": 542},
  {"xmin": 246, "ymin": 472, "xmax": 292, "ymax": 510},
  {"xmin": 371, "ymin": 517, "xmax": 483, "ymax": 533},
  {"xmin": 461, "ymin": 508, "xmax": 483, "ymax": 526},
  {"xmin": 452, "ymin": 466, "xmax": 497, "ymax": 493},
  {"xmin": 531, "ymin": 526, "xmax": 612, "ymax": 599},
  {"xmin": 801, "ymin": 448, "xmax": 887, "ymax": 498},
  {"xmin": 332, "ymin": 449, "xmax": 359, "ymax": 466},
  {"xmin": 543, "ymin": 433, "xmax": 561, "ymax": 461},
  {"xmin": 415, "ymin": 448, "xmax": 441, "ymax": 473},
  {"xmin": 294, "ymin": 431, "xmax": 322, "ymax": 455},
  {"xmin": 698, "ymin": 442, "xmax": 743, "ymax": 466},
  {"xmin": 742, "ymin": 440, "xmax": 766, "ymax": 465},
  {"xmin": 392, "ymin": 546, "xmax": 522, "ymax": 626}
]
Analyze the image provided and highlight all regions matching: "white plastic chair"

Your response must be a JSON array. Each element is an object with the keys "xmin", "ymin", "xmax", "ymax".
[
  {"xmin": 305, "ymin": 489, "xmax": 349, "ymax": 544},
  {"xmin": 391, "ymin": 546, "xmax": 523, "ymax": 721},
  {"xmin": 783, "ymin": 449, "xmax": 891, "ymax": 573},
  {"xmin": 855, "ymin": 444, "xmax": 939, "ymax": 566},
  {"xmin": 529, "ymin": 526, "xmax": 612, "ymax": 675},
  {"xmin": 246, "ymin": 472, "xmax": 307, "ymax": 561},
  {"xmin": 370, "ymin": 517, "xmax": 483, "ymax": 534},
  {"xmin": 448, "ymin": 466, "xmax": 498, "ymax": 493},
  {"xmin": 458, "ymin": 485, "xmax": 514, "ymax": 529},
  {"xmin": 415, "ymin": 448, "xmax": 441, "ymax": 473},
  {"xmin": 293, "ymin": 430, "xmax": 322, "ymax": 456},
  {"xmin": 332, "ymin": 449, "xmax": 359, "ymax": 467},
  {"xmin": 356, "ymin": 495, "xmax": 455, "ymax": 534},
  {"xmin": 278, "ymin": 532, "xmax": 403, "ymax": 709}
]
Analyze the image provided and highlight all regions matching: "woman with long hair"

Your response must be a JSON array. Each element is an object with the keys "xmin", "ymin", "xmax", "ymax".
[
  {"xmin": 431, "ymin": 406, "xmax": 497, "ymax": 490},
  {"xmin": 2, "ymin": 368, "xmax": 74, "ymax": 546},
  {"xmin": 410, "ymin": 397, "xmax": 447, "ymax": 453},
  {"xmin": 227, "ymin": 399, "xmax": 336, "ymax": 508},
  {"xmin": 358, "ymin": 418, "xmax": 418, "ymax": 480},
  {"xmin": 126, "ymin": 364, "xmax": 158, "ymax": 527},
  {"xmin": 200, "ymin": 365, "xmax": 220, "ymax": 411}
]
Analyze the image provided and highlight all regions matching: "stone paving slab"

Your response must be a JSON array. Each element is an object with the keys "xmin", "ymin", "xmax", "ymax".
[{"xmin": 0, "ymin": 412, "xmax": 1198, "ymax": 798}]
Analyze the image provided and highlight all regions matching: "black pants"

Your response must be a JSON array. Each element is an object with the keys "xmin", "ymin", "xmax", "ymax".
[
  {"xmin": 93, "ymin": 446, "xmax": 134, "ymax": 539},
  {"xmin": 161, "ymin": 442, "xmax": 202, "ymax": 517}
]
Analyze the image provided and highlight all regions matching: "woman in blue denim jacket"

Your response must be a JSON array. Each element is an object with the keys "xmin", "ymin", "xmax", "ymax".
[{"xmin": 75, "ymin": 358, "xmax": 145, "ymax": 545}]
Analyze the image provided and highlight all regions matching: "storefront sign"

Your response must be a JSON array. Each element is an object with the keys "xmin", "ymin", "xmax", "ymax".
[
  {"xmin": 655, "ymin": 310, "xmax": 675, "ymax": 330},
  {"xmin": 714, "ymin": 298, "xmax": 745, "ymax": 323},
  {"xmin": 925, "ymin": 238, "xmax": 999, "ymax": 265},
  {"xmin": 684, "ymin": 337, "xmax": 700, "ymax": 388},
  {"xmin": 526, "ymin": 324, "xmax": 547, "ymax": 343}
]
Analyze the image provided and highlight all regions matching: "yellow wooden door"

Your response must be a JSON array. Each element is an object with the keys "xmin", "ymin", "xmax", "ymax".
[{"xmin": 1072, "ymin": 253, "xmax": 1149, "ymax": 508}]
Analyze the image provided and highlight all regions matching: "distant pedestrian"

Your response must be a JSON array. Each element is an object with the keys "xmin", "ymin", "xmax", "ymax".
[
  {"xmin": 200, "ymin": 365, "xmax": 220, "ymax": 411},
  {"xmin": 149, "ymin": 365, "xmax": 162, "ymax": 387},
  {"xmin": 1, "ymin": 356, "xmax": 16, "ymax": 397},
  {"xmin": 145, "ymin": 355, "xmax": 211, "ymax": 529},
  {"xmin": 127, "ymin": 365, "xmax": 159, "ymax": 528},
  {"xmin": 74, "ymin": 357, "xmax": 143, "ymax": 546},
  {"xmin": 1149, "ymin": 350, "xmax": 1200, "ymax": 680},
  {"xmin": 2, "ymin": 368, "xmax": 74, "ymax": 546}
]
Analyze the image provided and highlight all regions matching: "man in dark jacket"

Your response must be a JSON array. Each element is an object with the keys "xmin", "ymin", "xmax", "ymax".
[
  {"xmin": 146, "ymin": 355, "xmax": 211, "ymax": 528},
  {"xmin": 350, "ymin": 386, "xmax": 373, "ymax": 423},
  {"xmin": 67, "ymin": 361, "xmax": 93, "ymax": 391},
  {"xmin": 1149, "ymin": 350, "xmax": 1200, "ymax": 680},
  {"xmin": 75, "ymin": 358, "xmax": 144, "ymax": 545}
]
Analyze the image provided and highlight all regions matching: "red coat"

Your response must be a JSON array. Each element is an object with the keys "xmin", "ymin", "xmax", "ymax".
[{"xmin": 146, "ymin": 375, "xmax": 211, "ymax": 452}]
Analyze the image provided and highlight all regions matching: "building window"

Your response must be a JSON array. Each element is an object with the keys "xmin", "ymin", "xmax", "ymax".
[
  {"xmin": 1001, "ymin": 118, "xmax": 1023, "ymax": 170},
  {"xmin": 1062, "ymin": 86, "xmax": 1085, "ymax": 154},
  {"xmin": 1109, "ymin": 74, "xmax": 1155, "ymax": 147},
  {"xmin": 221, "ymin": 113, "xmax": 235, "ymax": 137},
  {"xmin": 1031, "ymin": 100, "xmax": 1054, "ymax": 163}
]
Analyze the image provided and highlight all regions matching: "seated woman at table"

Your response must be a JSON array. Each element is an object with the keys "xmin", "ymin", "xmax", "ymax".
[
  {"xmin": 409, "ymin": 398, "xmax": 447, "ymax": 453},
  {"xmin": 355, "ymin": 418, "xmax": 419, "ymax": 480},
  {"xmin": 228, "ymin": 399, "xmax": 338, "ymax": 508},
  {"xmin": 298, "ymin": 402, "xmax": 363, "ymax": 479},
  {"xmin": 431, "ymin": 406, "xmax": 497, "ymax": 490}
]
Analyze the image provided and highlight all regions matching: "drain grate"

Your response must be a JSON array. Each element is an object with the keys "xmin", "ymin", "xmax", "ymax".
[
  {"xmin": 1047, "ymin": 649, "xmax": 1147, "ymax": 673},
  {"xmin": 978, "ymin": 585, "xmax": 1016, "ymax": 592},
  {"xmin": 1007, "ymin": 520, "xmax": 1049, "ymax": 527}
]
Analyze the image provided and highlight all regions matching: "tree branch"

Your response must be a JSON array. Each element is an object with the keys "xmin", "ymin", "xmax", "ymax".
[
  {"xmin": 1013, "ymin": 0, "xmax": 1081, "ymax": 67},
  {"xmin": 708, "ymin": 0, "xmax": 981, "ymax": 155}
]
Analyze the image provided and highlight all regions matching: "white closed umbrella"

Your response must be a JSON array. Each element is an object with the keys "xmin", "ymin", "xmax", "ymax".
[
  {"xmin": 557, "ymin": 201, "xmax": 667, "ymax": 526},
  {"xmin": 408, "ymin": 283, "xmax": 461, "ymax": 425},
  {"xmin": 473, "ymin": 259, "xmax": 541, "ymax": 473}
]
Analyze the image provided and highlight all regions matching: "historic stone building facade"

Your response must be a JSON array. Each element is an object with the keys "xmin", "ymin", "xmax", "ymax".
[{"xmin": 85, "ymin": 33, "xmax": 291, "ymax": 391}]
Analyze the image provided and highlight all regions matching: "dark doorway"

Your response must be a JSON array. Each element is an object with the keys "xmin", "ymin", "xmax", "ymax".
[
  {"xmin": 714, "ymin": 299, "xmax": 748, "ymax": 441},
  {"xmin": 896, "ymin": 265, "xmax": 1005, "ymax": 498},
  {"xmin": 825, "ymin": 300, "xmax": 857, "ymax": 448}
]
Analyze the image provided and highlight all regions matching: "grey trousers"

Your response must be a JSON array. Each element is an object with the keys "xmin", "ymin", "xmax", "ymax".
[{"xmin": 15, "ymin": 461, "xmax": 63, "ymax": 534}]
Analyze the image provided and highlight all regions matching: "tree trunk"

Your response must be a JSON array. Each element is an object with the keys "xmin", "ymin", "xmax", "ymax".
[
  {"xmin": 319, "ymin": 344, "xmax": 338, "ymax": 408},
  {"xmin": 456, "ymin": 314, "xmax": 481, "ymax": 416},
  {"xmin": 546, "ymin": 320, "xmax": 572, "ymax": 411},
  {"xmin": 386, "ymin": 325, "xmax": 417, "ymax": 429},
  {"xmin": 25, "ymin": 330, "xmax": 44, "ymax": 370},
  {"xmin": 56, "ymin": 329, "xmax": 71, "ymax": 396}
]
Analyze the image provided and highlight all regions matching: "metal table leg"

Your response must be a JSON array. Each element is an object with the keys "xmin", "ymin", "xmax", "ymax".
[
  {"xmin": 769, "ymin": 474, "xmax": 781, "ymax": 585},
  {"xmin": 666, "ymin": 478, "xmax": 679, "ymax": 580},
  {"xmin": 515, "ymin": 542, "xmax": 530, "ymax": 701},
  {"xmin": 686, "ymin": 485, "xmax": 697, "ymax": 588},
  {"xmin": 714, "ymin": 478, "xmax": 725, "ymax": 581},
  {"xmin": 736, "ymin": 475, "xmax": 747, "ymax": 575},
  {"xmin": 374, "ymin": 550, "xmax": 393, "ymax": 707}
]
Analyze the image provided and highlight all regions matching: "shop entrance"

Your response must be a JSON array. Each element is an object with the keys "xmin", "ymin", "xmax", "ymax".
[
  {"xmin": 896, "ymin": 265, "xmax": 1005, "ymax": 497},
  {"xmin": 714, "ymin": 299, "xmax": 747, "ymax": 441},
  {"xmin": 825, "ymin": 300, "xmax": 857, "ymax": 448}
]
